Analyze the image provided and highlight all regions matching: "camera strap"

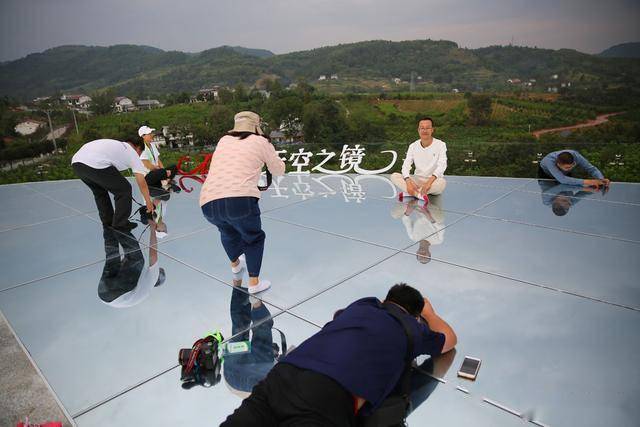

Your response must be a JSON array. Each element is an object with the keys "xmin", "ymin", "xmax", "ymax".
[
  {"xmin": 257, "ymin": 170, "xmax": 273, "ymax": 191},
  {"xmin": 381, "ymin": 302, "xmax": 415, "ymax": 404}
]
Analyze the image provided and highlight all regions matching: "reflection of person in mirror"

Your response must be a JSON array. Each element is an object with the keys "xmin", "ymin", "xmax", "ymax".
[
  {"xmin": 391, "ymin": 117, "xmax": 447, "ymax": 203},
  {"xmin": 223, "ymin": 286, "xmax": 279, "ymax": 399},
  {"xmin": 407, "ymin": 348, "xmax": 456, "ymax": 416},
  {"xmin": 538, "ymin": 180, "xmax": 597, "ymax": 217},
  {"xmin": 392, "ymin": 198, "xmax": 446, "ymax": 264},
  {"xmin": 221, "ymin": 283, "xmax": 456, "ymax": 427},
  {"xmin": 200, "ymin": 112, "xmax": 285, "ymax": 295},
  {"xmin": 538, "ymin": 150, "xmax": 610, "ymax": 188},
  {"xmin": 98, "ymin": 219, "xmax": 165, "ymax": 308}
]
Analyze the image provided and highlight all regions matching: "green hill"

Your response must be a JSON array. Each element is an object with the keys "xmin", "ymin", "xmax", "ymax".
[
  {"xmin": 599, "ymin": 42, "xmax": 640, "ymax": 58},
  {"xmin": 1, "ymin": 39, "xmax": 639, "ymax": 100}
]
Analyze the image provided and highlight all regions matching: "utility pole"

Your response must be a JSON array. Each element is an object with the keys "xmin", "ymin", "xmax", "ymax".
[
  {"xmin": 410, "ymin": 71, "xmax": 416, "ymax": 93},
  {"xmin": 71, "ymin": 108, "xmax": 79, "ymax": 135},
  {"xmin": 45, "ymin": 109, "xmax": 58, "ymax": 152}
]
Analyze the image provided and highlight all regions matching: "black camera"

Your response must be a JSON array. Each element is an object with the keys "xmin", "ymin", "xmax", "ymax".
[
  {"xmin": 178, "ymin": 333, "xmax": 224, "ymax": 389},
  {"xmin": 138, "ymin": 206, "xmax": 156, "ymax": 225}
]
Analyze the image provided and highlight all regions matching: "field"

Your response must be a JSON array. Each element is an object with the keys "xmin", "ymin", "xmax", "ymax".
[{"xmin": 1, "ymin": 91, "xmax": 638, "ymax": 184}]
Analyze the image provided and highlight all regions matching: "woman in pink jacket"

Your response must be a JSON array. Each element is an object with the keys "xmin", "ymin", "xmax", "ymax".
[{"xmin": 199, "ymin": 112, "xmax": 286, "ymax": 294}]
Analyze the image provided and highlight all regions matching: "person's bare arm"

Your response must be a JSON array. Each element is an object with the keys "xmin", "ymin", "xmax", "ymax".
[
  {"xmin": 141, "ymin": 159, "xmax": 158, "ymax": 170},
  {"xmin": 421, "ymin": 297, "xmax": 457, "ymax": 353},
  {"xmin": 406, "ymin": 177, "xmax": 419, "ymax": 196},
  {"xmin": 134, "ymin": 173, "xmax": 155, "ymax": 213}
]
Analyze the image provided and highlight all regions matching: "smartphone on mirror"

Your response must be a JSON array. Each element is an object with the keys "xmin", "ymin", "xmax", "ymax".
[{"xmin": 457, "ymin": 356, "xmax": 481, "ymax": 380}]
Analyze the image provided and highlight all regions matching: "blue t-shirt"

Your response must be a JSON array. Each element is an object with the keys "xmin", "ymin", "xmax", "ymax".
[
  {"xmin": 540, "ymin": 150, "xmax": 604, "ymax": 186},
  {"xmin": 281, "ymin": 297, "xmax": 445, "ymax": 412}
]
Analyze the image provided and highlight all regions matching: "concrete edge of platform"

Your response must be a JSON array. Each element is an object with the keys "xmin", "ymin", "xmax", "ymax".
[{"xmin": 0, "ymin": 310, "xmax": 75, "ymax": 427}]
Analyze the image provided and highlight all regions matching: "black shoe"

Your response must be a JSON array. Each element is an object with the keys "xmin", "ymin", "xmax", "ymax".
[
  {"xmin": 169, "ymin": 182, "xmax": 181, "ymax": 193},
  {"xmin": 114, "ymin": 221, "xmax": 138, "ymax": 231}
]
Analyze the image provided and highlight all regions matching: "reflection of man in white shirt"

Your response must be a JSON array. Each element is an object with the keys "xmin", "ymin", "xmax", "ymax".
[
  {"xmin": 98, "ymin": 220, "xmax": 165, "ymax": 308},
  {"xmin": 391, "ymin": 117, "xmax": 447, "ymax": 202},
  {"xmin": 391, "ymin": 199, "xmax": 446, "ymax": 264}
]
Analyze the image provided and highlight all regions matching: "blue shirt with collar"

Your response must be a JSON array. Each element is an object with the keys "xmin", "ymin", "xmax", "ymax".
[
  {"xmin": 540, "ymin": 150, "xmax": 604, "ymax": 186},
  {"xmin": 281, "ymin": 297, "xmax": 445, "ymax": 413}
]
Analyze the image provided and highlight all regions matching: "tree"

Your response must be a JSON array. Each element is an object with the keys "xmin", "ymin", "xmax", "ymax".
[
  {"xmin": 302, "ymin": 99, "xmax": 347, "ymax": 144},
  {"xmin": 82, "ymin": 125, "xmax": 102, "ymax": 141},
  {"xmin": 210, "ymin": 105, "xmax": 235, "ymax": 142},
  {"xmin": 233, "ymin": 84, "xmax": 248, "ymax": 102},
  {"xmin": 191, "ymin": 123, "xmax": 215, "ymax": 145},
  {"xmin": 264, "ymin": 95, "xmax": 304, "ymax": 130},
  {"xmin": 467, "ymin": 94, "xmax": 493, "ymax": 126},
  {"xmin": 90, "ymin": 90, "xmax": 115, "ymax": 115},
  {"xmin": 217, "ymin": 88, "xmax": 234, "ymax": 104}
]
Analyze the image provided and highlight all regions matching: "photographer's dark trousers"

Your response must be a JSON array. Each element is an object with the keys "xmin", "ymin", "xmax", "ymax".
[
  {"xmin": 144, "ymin": 165, "xmax": 177, "ymax": 190},
  {"xmin": 73, "ymin": 162, "xmax": 132, "ymax": 229},
  {"xmin": 201, "ymin": 197, "xmax": 265, "ymax": 277},
  {"xmin": 221, "ymin": 363, "xmax": 356, "ymax": 427}
]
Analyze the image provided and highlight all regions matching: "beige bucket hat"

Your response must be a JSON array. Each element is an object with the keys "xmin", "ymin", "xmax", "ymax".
[{"xmin": 229, "ymin": 111, "xmax": 264, "ymax": 135}]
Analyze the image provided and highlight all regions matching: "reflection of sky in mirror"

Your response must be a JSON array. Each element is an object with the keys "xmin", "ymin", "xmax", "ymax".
[
  {"xmin": 290, "ymin": 251, "xmax": 640, "ymax": 427},
  {"xmin": 1, "ymin": 0, "xmax": 639, "ymax": 61},
  {"xmin": 1, "ymin": 175, "xmax": 639, "ymax": 426}
]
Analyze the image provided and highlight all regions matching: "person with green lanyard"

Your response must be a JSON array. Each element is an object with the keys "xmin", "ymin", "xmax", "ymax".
[{"xmin": 138, "ymin": 125, "xmax": 180, "ymax": 192}]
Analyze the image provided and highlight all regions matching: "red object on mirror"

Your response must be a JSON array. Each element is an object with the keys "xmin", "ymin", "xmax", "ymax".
[{"xmin": 176, "ymin": 153, "xmax": 213, "ymax": 175}]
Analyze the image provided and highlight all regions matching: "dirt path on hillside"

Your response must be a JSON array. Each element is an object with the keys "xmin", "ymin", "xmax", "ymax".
[{"xmin": 532, "ymin": 112, "xmax": 623, "ymax": 138}]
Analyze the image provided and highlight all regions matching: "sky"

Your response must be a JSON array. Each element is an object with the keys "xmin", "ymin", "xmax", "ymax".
[{"xmin": 1, "ymin": 0, "xmax": 639, "ymax": 62}]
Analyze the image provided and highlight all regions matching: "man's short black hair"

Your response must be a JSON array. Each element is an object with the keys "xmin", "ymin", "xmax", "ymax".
[
  {"xmin": 385, "ymin": 283, "xmax": 425, "ymax": 316},
  {"xmin": 127, "ymin": 136, "xmax": 145, "ymax": 151},
  {"xmin": 552, "ymin": 199, "xmax": 570, "ymax": 216},
  {"xmin": 557, "ymin": 151, "xmax": 575, "ymax": 165},
  {"xmin": 418, "ymin": 117, "xmax": 435, "ymax": 127}
]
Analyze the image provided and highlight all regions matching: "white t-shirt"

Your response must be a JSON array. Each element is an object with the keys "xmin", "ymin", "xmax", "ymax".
[
  {"xmin": 402, "ymin": 214, "xmax": 445, "ymax": 245},
  {"xmin": 401, "ymin": 138, "xmax": 448, "ymax": 179},
  {"xmin": 72, "ymin": 139, "xmax": 147, "ymax": 175},
  {"xmin": 106, "ymin": 262, "xmax": 160, "ymax": 308},
  {"xmin": 140, "ymin": 142, "xmax": 161, "ymax": 173}
]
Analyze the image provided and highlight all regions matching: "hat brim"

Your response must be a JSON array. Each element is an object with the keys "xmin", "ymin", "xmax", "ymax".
[{"xmin": 229, "ymin": 123, "xmax": 264, "ymax": 136}]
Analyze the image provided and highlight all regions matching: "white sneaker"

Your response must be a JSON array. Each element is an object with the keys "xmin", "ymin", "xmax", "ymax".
[
  {"xmin": 231, "ymin": 254, "xmax": 246, "ymax": 280},
  {"xmin": 248, "ymin": 280, "xmax": 271, "ymax": 294}
]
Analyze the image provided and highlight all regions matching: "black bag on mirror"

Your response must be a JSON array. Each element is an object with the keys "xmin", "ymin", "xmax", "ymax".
[
  {"xmin": 357, "ymin": 303, "xmax": 414, "ymax": 427},
  {"xmin": 178, "ymin": 333, "xmax": 224, "ymax": 389}
]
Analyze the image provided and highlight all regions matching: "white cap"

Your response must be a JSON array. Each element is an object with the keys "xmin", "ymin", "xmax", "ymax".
[{"xmin": 138, "ymin": 126, "xmax": 155, "ymax": 137}]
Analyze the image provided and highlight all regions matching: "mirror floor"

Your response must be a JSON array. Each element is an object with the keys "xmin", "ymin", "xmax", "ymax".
[{"xmin": 1, "ymin": 174, "xmax": 639, "ymax": 427}]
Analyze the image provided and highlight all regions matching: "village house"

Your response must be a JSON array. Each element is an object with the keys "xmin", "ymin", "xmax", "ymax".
[
  {"xmin": 137, "ymin": 99, "xmax": 163, "ymax": 110},
  {"xmin": 114, "ymin": 96, "xmax": 135, "ymax": 113},
  {"xmin": 32, "ymin": 96, "xmax": 51, "ymax": 104},
  {"xmin": 61, "ymin": 94, "xmax": 92, "ymax": 109},
  {"xmin": 198, "ymin": 86, "xmax": 219, "ymax": 101},
  {"xmin": 318, "ymin": 75, "xmax": 327, "ymax": 81},
  {"xmin": 269, "ymin": 119, "xmax": 304, "ymax": 144},
  {"xmin": 330, "ymin": 74, "xmax": 339, "ymax": 80}
]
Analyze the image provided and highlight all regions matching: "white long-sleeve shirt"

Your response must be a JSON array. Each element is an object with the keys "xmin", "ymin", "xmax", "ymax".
[
  {"xmin": 401, "ymin": 138, "xmax": 448, "ymax": 179},
  {"xmin": 402, "ymin": 214, "xmax": 445, "ymax": 245}
]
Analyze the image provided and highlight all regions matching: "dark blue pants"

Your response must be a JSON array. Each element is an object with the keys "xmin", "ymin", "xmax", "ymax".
[{"xmin": 202, "ymin": 197, "xmax": 265, "ymax": 277}]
